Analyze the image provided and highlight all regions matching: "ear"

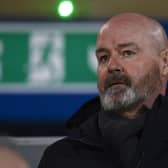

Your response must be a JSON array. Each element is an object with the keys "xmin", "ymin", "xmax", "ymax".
[{"xmin": 160, "ymin": 48, "xmax": 168, "ymax": 76}]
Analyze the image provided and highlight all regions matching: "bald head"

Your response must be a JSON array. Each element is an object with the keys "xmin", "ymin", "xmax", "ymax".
[{"xmin": 99, "ymin": 13, "xmax": 168, "ymax": 52}]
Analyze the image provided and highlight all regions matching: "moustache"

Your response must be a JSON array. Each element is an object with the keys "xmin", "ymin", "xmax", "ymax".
[{"xmin": 104, "ymin": 72, "xmax": 131, "ymax": 91}]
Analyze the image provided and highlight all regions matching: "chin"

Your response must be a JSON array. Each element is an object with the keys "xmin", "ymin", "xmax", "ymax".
[{"xmin": 100, "ymin": 87, "xmax": 142, "ymax": 112}]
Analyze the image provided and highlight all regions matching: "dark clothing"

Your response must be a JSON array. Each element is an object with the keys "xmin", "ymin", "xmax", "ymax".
[
  {"xmin": 38, "ymin": 94, "xmax": 168, "ymax": 168},
  {"xmin": 142, "ymin": 94, "xmax": 168, "ymax": 168}
]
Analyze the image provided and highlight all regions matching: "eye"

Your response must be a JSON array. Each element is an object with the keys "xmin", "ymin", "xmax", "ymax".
[
  {"xmin": 98, "ymin": 55, "xmax": 109, "ymax": 64},
  {"xmin": 122, "ymin": 50, "xmax": 136, "ymax": 58}
]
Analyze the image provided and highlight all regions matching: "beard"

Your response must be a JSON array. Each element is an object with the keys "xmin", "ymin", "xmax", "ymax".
[
  {"xmin": 99, "ymin": 69, "xmax": 161, "ymax": 115},
  {"xmin": 100, "ymin": 86, "xmax": 144, "ymax": 113}
]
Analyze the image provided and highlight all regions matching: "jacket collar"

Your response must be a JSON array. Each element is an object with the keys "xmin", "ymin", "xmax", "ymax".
[
  {"xmin": 66, "ymin": 90, "xmax": 168, "ymax": 145},
  {"xmin": 66, "ymin": 96, "xmax": 101, "ymax": 130}
]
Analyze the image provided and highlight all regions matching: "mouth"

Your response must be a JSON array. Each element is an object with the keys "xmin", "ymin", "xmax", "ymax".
[
  {"xmin": 104, "ymin": 82, "xmax": 127, "ymax": 95},
  {"xmin": 109, "ymin": 82, "xmax": 126, "ymax": 87}
]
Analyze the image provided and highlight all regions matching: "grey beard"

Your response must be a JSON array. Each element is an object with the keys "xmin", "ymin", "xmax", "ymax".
[{"xmin": 100, "ymin": 87, "xmax": 145, "ymax": 113}]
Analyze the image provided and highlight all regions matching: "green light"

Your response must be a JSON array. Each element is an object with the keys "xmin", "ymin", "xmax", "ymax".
[{"xmin": 58, "ymin": 1, "xmax": 74, "ymax": 18}]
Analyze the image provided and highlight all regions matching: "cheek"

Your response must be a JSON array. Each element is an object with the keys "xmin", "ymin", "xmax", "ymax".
[
  {"xmin": 130, "ymin": 64, "xmax": 145, "ymax": 82},
  {"xmin": 97, "ymin": 67, "xmax": 107, "ymax": 91},
  {"xmin": 121, "ymin": 59, "xmax": 146, "ymax": 84},
  {"xmin": 127, "ymin": 60, "xmax": 161, "ymax": 87}
]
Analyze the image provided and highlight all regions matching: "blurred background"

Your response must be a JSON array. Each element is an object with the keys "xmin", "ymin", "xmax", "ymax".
[{"xmin": 0, "ymin": 0, "xmax": 168, "ymax": 167}]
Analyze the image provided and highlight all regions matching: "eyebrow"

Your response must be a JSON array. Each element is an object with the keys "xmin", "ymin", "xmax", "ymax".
[
  {"xmin": 96, "ymin": 48, "xmax": 109, "ymax": 55},
  {"xmin": 118, "ymin": 42, "xmax": 139, "ymax": 49}
]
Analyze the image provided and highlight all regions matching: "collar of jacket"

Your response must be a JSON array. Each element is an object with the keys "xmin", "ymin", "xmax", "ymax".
[
  {"xmin": 65, "ymin": 96, "xmax": 146, "ymax": 168},
  {"xmin": 66, "ymin": 96, "xmax": 103, "ymax": 147},
  {"xmin": 65, "ymin": 95, "xmax": 145, "ymax": 149},
  {"xmin": 66, "ymin": 90, "xmax": 168, "ymax": 146},
  {"xmin": 66, "ymin": 96, "xmax": 101, "ymax": 129}
]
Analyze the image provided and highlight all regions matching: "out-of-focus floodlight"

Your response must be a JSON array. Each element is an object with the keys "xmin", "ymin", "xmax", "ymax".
[{"xmin": 57, "ymin": 0, "xmax": 74, "ymax": 18}]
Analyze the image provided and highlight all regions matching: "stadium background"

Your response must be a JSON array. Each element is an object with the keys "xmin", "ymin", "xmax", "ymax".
[{"xmin": 0, "ymin": 0, "xmax": 167, "ymax": 167}]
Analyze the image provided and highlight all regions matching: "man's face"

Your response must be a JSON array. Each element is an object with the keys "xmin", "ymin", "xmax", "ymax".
[{"xmin": 96, "ymin": 23, "xmax": 162, "ymax": 113}]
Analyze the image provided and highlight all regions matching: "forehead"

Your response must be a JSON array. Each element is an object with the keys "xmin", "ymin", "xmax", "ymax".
[{"xmin": 97, "ymin": 22, "xmax": 150, "ymax": 48}]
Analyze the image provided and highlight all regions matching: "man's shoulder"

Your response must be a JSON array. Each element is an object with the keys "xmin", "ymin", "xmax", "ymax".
[
  {"xmin": 43, "ymin": 136, "xmax": 103, "ymax": 159},
  {"xmin": 45, "ymin": 137, "xmax": 78, "ymax": 156},
  {"xmin": 44, "ymin": 137, "xmax": 95, "ymax": 156},
  {"xmin": 39, "ymin": 137, "xmax": 116, "ymax": 168}
]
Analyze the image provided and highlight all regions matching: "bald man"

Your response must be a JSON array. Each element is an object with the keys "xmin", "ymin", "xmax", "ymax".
[{"xmin": 38, "ymin": 13, "xmax": 168, "ymax": 168}]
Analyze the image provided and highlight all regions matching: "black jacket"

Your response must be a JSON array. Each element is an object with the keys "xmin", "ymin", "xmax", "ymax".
[{"xmin": 38, "ymin": 94, "xmax": 168, "ymax": 168}]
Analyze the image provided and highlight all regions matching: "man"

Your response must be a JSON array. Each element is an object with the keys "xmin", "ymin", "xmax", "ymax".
[{"xmin": 38, "ymin": 13, "xmax": 168, "ymax": 168}]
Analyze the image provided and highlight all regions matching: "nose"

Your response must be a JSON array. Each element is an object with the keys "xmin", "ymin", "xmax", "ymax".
[{"xmin": 107, "ymin": 57, "xmax": 124, "ymax": 73}]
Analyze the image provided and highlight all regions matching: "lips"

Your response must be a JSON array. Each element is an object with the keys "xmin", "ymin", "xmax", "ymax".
[
  {"xmin": 104, "ymin": 72, "xmax": 131, "ymax": 91},
  {"xmin": 111, "ymin": 81, "xmax": 125, "ymax": 85},
  {"xmin": 108, "ymin": 81, "xmax": 126, "ymax": 87}
]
